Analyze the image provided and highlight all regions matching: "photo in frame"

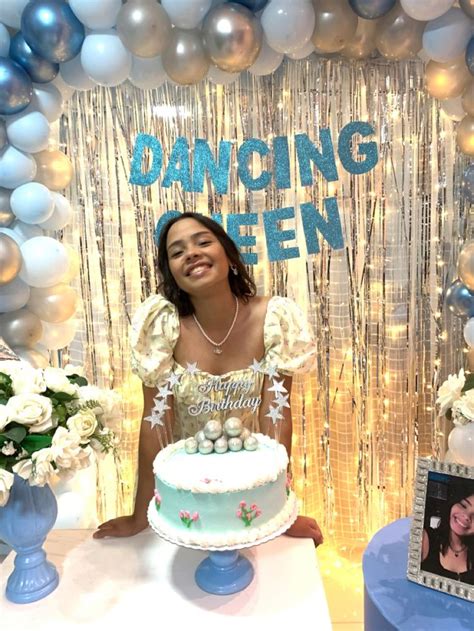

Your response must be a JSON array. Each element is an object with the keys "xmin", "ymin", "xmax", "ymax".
[{"xmin": 408, "ymin": 458, "xmax": 474, "ymax": 602}]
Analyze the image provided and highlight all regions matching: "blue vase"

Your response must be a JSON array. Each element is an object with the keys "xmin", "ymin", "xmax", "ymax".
[
  {"xmin": 195, "ymin": 550, "xmax": 254, "ymax": 595},
  {"xmin": 0, "ymin": 474, "xmax": 59, "ymax": 603}
]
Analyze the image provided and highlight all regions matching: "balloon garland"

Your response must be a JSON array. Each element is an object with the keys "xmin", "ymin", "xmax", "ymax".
[{"xmin": 0, "ymin": 0, "xmax": 473, "ymax": 364}]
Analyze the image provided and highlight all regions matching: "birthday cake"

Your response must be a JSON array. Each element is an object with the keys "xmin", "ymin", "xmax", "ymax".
[{"xmin": 148, "ymin": 419, "xmax": 297, "ymax": 549}]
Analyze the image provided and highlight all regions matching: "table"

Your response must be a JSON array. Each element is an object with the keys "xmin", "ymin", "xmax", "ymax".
[
  {"xmin": 1, "ymin": 528, "xmax": 331, "ymax": 631},
  {"xmin": 363, "ymin": 518, "xmax": 474, "ymax": 631}
]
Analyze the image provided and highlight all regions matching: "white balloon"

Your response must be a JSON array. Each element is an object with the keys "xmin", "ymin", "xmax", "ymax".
[
  {"xmin": 52, "ymin": 73, "xmax": 76, "ymax": 101},
  {"xmin": 422, "ymin": 9, "xmax": 472, "ymax": 63},
  {"xmin": 448, "ymin": 424, "xmax": 474, "ymax": 465},
  {"xmin": 0, "ymin": 147, "xmax": 37, "ymax": 190},
  {"xmin": 286, "ymin": 40, "xmax": 315, "ymax": 60},
  {"xmin": 161, "ymin": 0, "xmax": 212, "ymax": 29},
  {"xmin": 0, "ymin": 227, "xmax": 24, "ymax": 246},
  {"xmin": 401, "ymin": 0, "xmax": 455, "ymax": 21},
  {"xmin": 207, "ymin": 65, "xmax": 239, "ymax": 85},
  {"xmin": 441, "ymin": 95, "xmax": 466, "ymax": 121},
  {"xmin": 69, "ymin": 0, "xmax": 122, "ymax": 29},
  {"xmin": 0, "ymin": 23, "xmax": 10, "ymax": 57},
  {"xmin": 261, "ymin": 0, "xmax": 315, "ymax": 54},
  {"xmin": 60, "ymin": 55, "xmax": 96, "ymax": 92},
  {"xmin": 39, "ymin": 193, "xmax": 73, "ymax": 231},
  {"xmin": 464, "ymin": 317, "xmax": 474, "ymax": 347},
  {"xmin": 38, "ymin": 318, "xmax": 78, "ymax": 350},
  {"xmin": 0, "ymin": 0, "xmax": 29, "ymax": 28},
  {"xmin": 19, "ymin": 236, "xmax": 69, "ymax": 288},
  {"xmin": 6, "ymin": 111, "xmax": 50, "ymax": 154},
  {"xmin": 81, "ymin": 31, "xmax": 132, "ymax": 87},
  {"xmin": 10, "ymin": 182, "xmax": 54, "ymax": 224},
  {"xmin": 0, "ymin": 276, "xmax": 30, "ymax": 313},
  {"xmin": 248, "ymin": 37, "xmax": 284, "ymax": 76},
  {"xmin": 129, "ymin": 56, "xmax": 167, "ymax": 90},
  {"xmin": 31, "ymin": 84, "xmax": 63, "ymax": 123},
  {"xmin": 11, "ymin": 220, "xmax": 43, "ymax": 242}
]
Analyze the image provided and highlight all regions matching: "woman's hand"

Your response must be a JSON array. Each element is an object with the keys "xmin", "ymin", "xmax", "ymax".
[
  {"xmin": 93, "ymin": 515, "xmax": 148, "ymax": 539},
  {"xmin": 285, "ymin": 515, "xmax": 324, "ymax": 546}
]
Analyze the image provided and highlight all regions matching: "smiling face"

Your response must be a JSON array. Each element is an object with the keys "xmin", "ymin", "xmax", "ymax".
[
  {"xmin": 166, "ymin": 218, "xmax": 231, "ymax": 295},
  {"xmin": 450, "ymin": 494, "xmax": 474, "ymax": 538}
]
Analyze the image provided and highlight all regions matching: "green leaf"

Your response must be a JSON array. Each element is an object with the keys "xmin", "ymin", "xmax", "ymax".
[
  {"xmin": 21, "ymin": 434, "xmax": 53, "ymax": 454},
  {"xmin": 51, "ymin": 392, "xmax": 76, "ymax": 402},
  {"xmin": 68, "ymin": 375, "xmax": 88, "ymax": 387},
  {"xmin": 0, "ymin": 426, "xmax": 27, "ymax": 444}
]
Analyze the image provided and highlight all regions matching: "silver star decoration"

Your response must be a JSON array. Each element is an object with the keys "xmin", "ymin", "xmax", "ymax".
[
  {"xmin": 268, "ymin": 379, "xmax": 287, "ymax": 395},
  {"xmin": 186, "ymin": 362, "xmax": 199, "ymax": 375},
  {"xmin": 275, "ymin": 393, "xmax": 290, "ymax": 409},
  {"xmin": 144, "ymin": 411, "xmax": 164, "ymax": 429},
  {"xmin": 166, "ymin": 372, "xmax": 181, "ymax": 388},
  {"xmin": 249, "ymin": 358, "xmax": 264, "ymax": 374},
  {"xmin": 266, "ymin": 365, "xmax": 280, "ymax": 379},
  {"xmin": 265, "ymin": 406, "xmax": 284, "ymax": 425},
  {"xmin": 158, "ymin": 385, "xmax": 172, "ymax": 399},
  {"xmin": 153, "ymin": 398, "xmax": 170, "ymax": 415}
]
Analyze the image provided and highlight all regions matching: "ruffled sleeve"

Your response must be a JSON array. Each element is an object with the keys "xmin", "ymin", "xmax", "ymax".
[
  {"xmin": 263, "ymin": 296, "xmax": 316, "ymax": 375},
  {"xmin": 129, "ymin": 294, "xmax": 180, "ymax": 387}
]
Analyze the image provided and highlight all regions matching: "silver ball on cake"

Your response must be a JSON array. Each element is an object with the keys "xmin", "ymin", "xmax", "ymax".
[
  {"xmin": 203, "ymin": 420, "xmax": 223, "ymax": 441},
  {"xmin": 184, "ymin": 437, "xmax": 198, "ymax": 454},
  {"xmin": 224, "ymin": 417, "xmax": 242, "ymax": 437},
  {"xmin": 240, "ymin": 427, "xmax": 251, "ymax": 442},
  {"xmin": 228, "ymin": 437, "xmax": 243, "ymax": 452},
  {"xmin": 214, "ymin": 436, "xmax": 228, "ymax": 454},
  {"xmin": 195, "ymin": 429, "xmax": 206, "ymax": 443},
  {"xmin": 198, "ymin": 438, "xmax": 214, "ymax": 454},
  {"xmin": 243, "ymin": 435, "xmax": 258, "ymax": 451}
]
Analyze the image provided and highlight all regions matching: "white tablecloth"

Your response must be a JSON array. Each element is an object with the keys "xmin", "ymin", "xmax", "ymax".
[{"xmin": 1, "ymin": 528, "xmax": 331, "ymax": 631}]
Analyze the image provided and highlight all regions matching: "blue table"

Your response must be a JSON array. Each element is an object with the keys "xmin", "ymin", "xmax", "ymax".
[{"xmin": 363, "ymin": 518, "xmax": 473, "ymax": 631}]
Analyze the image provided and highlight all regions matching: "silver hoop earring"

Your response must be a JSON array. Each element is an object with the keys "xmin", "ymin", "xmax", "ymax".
[{"xmin": 230, "ymin": 264, "xmax": 238, "ymax": 276}]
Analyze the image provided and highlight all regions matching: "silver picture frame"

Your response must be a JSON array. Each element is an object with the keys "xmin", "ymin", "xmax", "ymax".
[{"xmin": 407, "ymin": 458, "xmax": 474, "ymax": 602}]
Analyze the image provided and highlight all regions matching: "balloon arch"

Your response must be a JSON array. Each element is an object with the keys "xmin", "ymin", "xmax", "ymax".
[{"xmin": 0, "ymin": 0, "xmax": 474, "ymax": 536}]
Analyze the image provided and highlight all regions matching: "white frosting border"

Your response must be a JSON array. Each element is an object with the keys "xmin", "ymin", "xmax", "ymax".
[
  {"xmin": 153, "ymin": 433, "xmax": 289, "ymax": 493},
  {"xmin": 147, "ymin": 491, "xmax": 298, "ymax": 551}
]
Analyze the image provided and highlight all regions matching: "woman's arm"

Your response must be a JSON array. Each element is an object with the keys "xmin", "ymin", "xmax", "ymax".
[
  {"xmin": 259, "ymin": 374, "xmax": 323, "ymax": 546},
  {"xmin": 421, "ymin": 529, "xmax": 429, "ymax": 561},
  {"xmin": 94, "ymin": 384, "xmax": 175, "ymax": 538}
]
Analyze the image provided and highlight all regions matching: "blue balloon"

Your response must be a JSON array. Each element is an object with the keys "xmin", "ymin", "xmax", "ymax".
[
  {"xmin": 462, "ymin": 163, "xmax": 474, "ymax": 204},
  {"xmin": 10, "ymin": 33, "xmax": 59, "ymax": 84},
  {"xmin": 445, "ymin": 279, "xmax": 474, "ymax": 317},
  {"xmin": 348, "ymin": 0, "xmax": 396, "ymax": 20},
  {"xmin": 0, "ymin": 57, "xmax": 33, "ymax": 116},
  {"xmin": 231, "ymin": 0, "xmax": 268, "ymax": 12},
  {"xmin": 21, "ymin": 0, "xmax": 85, "ymax": 64},
  {"xmin": 466, "ymin": 36, "xmax": 474, "ymax": 76}
]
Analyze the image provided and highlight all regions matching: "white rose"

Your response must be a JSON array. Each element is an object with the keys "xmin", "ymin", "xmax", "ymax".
[
  {"xmin": 0, "ymin": 404, "xmax": 9, "ymax": 431},
  {"xmin": 6, "ymin": 394, "xmax": 55, "ymax": 434},
  {"xmin": 78, "ymin": 386, "xmax": 121, "ymax": 426},
  {"xmin": 43, "ymin": 367, "xmax": 77, "ymax": 396},
  {"xmin": 436, "ymin": 369, "xmax": 466, "ymax": 416},
  {"xmin": 0, "ymin": 469, "xmax": 14, "ymax": 507},
  {"xmin": 30, "ymin": 448, "xmax": 55, "ymax": 486},
  {"xmin": 66, "ymin": 410, "xmax": 97, "ymax": 440},
  {"xmin": 452, "ymin": 391, "xmax": 474, "ymax": 425},
  {"xmin": 51, "ymin": 427, "xmax": 92, "ymax": 470},
  {"xmin": 0, "ymin": 359, "xmax": 23, "ymax": 377},
  {"xmin": 1, "ymin": 441, "xmax": 16, "ymax": 456},
  {"xmin": 12, "ymin": 458, "xmax": 33, "ymax": 481},
  {"xmin": 10, "ymin": 365, "xmax": 46, "ymax": 395}
]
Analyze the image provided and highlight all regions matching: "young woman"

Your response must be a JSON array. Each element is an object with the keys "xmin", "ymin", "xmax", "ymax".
[
  {"xmin": 421, "ymin": 481, "xmax": 474, "ymax": 584},
  {"xmin": 94, "ymin": 213, "xmax": 323, "ymax": 545}
]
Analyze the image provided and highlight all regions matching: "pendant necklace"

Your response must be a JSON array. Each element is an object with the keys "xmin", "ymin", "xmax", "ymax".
[
  {"xmin": 193, "ymin": 295, "xmax": 239, "ymax": 355},
  {"xmin": 449, "ymin": 543, "xmax": 467, "ymax": 557}
]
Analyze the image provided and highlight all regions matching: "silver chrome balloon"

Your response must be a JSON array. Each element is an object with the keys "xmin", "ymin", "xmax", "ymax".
[
  {"xmin": 184, "ymin": 437, "xmax": 198, "ymax": 454},
  {"xmin": 204, "ymin": 420, "xmax": 223, "ymax": 441},
  {"xmin": 243, "ymin": 435, "xmax": 258, "ymax": 451},
  {"xmin": 228, "ymin": 437, "xmax": 243, "ymax": 452},
  {"xmin": 198, "ymin": 438, "xmax": 214, "ymax": 455},
  {"xmin": 214, "ymin": 436, "xmax": 229, "ymax": 454},
  {"xmin": 224, "ymin": 417, "xmax": 243, "ymax": 437}
]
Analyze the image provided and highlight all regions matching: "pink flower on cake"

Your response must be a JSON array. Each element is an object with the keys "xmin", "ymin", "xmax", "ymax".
[
  {"xmin": 239, "ymin": 500, "xmax": 247, "ymax": 508},
  {"xmin": 192, "ymin": 512, "xmax": 199, "ymax": 522},
  {"xmin": 237, "ymin": 501, "xmax": 262, "ymax": 526},
  {"xmin": 179, "ymin": 510, "xmax": 199, "ymax": 528},
  {"xmin": 236, "ymin": 510, "xmax": 242, "ymax": 518},
  {"xmin": 154, "ymin": 489, "xmax": 161, "ymax": 511}
]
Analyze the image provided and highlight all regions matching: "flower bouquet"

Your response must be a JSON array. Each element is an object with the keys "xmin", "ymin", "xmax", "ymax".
[
  {"xmin": 436, "ymin": 368, "xmax": 474, "ymax": 465},
  {"xmin": 0, "ymin": 359, "xmax": 120, "ymax": 603}
]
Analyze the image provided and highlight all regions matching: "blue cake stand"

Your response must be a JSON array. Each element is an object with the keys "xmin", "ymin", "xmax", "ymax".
[{"xmin": 147, "ymin": 494, "xmax": 298, "ymax": 596}]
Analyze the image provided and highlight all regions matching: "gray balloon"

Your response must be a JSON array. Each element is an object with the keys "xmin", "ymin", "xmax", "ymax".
[
  {"xmin": 0, "ymin": 58, "xmax": 33, "ymax": 116},
  {"xmin": 375, "ymin": 4, "xmax": 425, "ymax": 60},
  {"xmin": 0, "ymin": 188, "xmax": 14, "ymax": 227},
  {"xmin": 162, "ymin": 29, "xmax": 210, "ymax": 85},
  {"xmin": 460, "ymin": 0, "xmax": 474, "ymax": 19},
  {"xmin": 202, "ymin": 3, "xmax": 262, "ymax": 72},
  {"xmin": 0, "ymin": 307, "xmax": 43, "ymax": 348},
  {"xmin": 458, "ymin": 241, "xmax": 474, "ymax": 291},
  {"xmin": 462, "ymin": 164, "xmax": 474, "ymax": 204},
  {"xmin": 117, "ymin": 0, "xmax": 172, "ymax": 58}
]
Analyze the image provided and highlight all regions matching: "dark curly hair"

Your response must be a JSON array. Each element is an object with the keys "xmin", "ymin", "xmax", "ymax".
[
  {"xmin": 435, "ymin": 478, "xmax": 474, "ymax": 570},
  {"xmin": 157, "ymin": 212, "xmax": 256, "ymax": 316}
]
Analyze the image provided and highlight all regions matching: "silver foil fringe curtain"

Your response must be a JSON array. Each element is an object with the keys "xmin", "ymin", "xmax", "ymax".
[{"xmin": 61, "ymin": 58, "xmax": 466, "ymax": 545}]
